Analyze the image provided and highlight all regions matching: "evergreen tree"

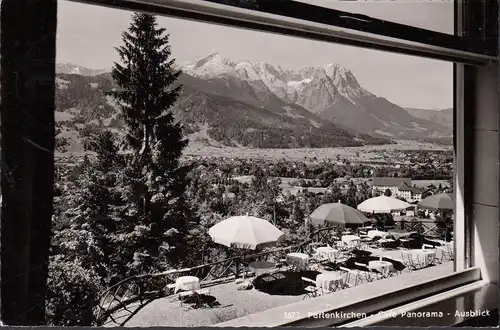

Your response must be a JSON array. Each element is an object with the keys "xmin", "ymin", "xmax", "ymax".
[{"xmin": 107, "ymin": 13, "xmax": 190, "ymax": 272}]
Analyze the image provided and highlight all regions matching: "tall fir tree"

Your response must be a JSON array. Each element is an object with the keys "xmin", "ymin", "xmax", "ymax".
[{"xmin": 107, "ymin": 13, "xmax": 191, "ymax": 272}]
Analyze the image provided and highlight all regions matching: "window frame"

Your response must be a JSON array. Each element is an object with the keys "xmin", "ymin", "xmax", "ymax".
[
  {"xmin": 60, "ymin": 0, "xmax": 493, "ymax": 325},
  {"xmin": 1, "ymin": 0, "xmax": 496, "ymax": 325},
  {"xmin": 70, "ymin": 0, "xmax": 496, "ymax": 64}
]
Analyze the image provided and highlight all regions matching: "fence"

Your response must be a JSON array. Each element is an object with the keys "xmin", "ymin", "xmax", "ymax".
[{"xmin": 96, "ymin": 240, "xmax": 310, "ymax": 326}]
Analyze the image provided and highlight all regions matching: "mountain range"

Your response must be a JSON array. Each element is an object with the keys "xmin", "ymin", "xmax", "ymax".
[
  {"xmin": 404, "ymin": 107, "xmax": 453, "ymax": 129},
  {"xmin": 57, "ymin": 62, "xmax": 109, "ymax": 76},
  {"xmin": 54, "ymin": 54, "xmax": 452, "ymax": 153}
]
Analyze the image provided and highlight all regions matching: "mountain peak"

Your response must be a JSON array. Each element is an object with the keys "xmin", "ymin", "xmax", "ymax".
[
  {"xmin": 56, "ymin": 62, "xmax": 109, "ymax": 76},
  {"xmin": 324, "ymin": 63, "xmax": 351, "ymax": 77},
  {"xmin": 184, "ymin": 51, "xmax": 237, "ymax": 77},
  {"xmin": 205, "ymin": 50, "xmax": 221, "ymax": 59}
]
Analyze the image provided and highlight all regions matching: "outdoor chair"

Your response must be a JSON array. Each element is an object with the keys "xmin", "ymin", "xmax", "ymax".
[
  {"xmin": 441, "ymin": 244, "xmax": 454, "ymax": 261},
  {"xmin": 339, "ymin": 266, "xmax": 362, "ymax": 287},
  {"xmin": 312, "ymin": 250, "xmax": 330, "ymax": 263},
  {"xmin": 165, "ymin": 283, "xmax": 176, "ymax": 294},
  {"xmin": 337, "ymin": 241, "xmax": 352, "ymax": 253},
  {"xmin": 179, "ymin": 288, "xmax": 212, "ymax": 308},
  {"xmin": 354, "ymin": 262, "xmax": 384, "ymax": 282},
  {"xmin": 414, "ymin": 254, "xmax": 431, "ymax": 268},
  {"xmin": 307, "ymin": 258, "xmax": 321, "ymax": 272},
  {"xmin": 400, "ymin": 252, "xmax": 420, "ymax": 271},
  {"xmin": 379, "ymin": 257, "xmax": 401, "ymax": 276},
  {"xmin": 399, "ymin": 238, "xmax": 412, "ymax": 249},
  {"xmin": 301, "ymin": 277, "xmax": 322, "ymax": 300},
  {"xmin": 273, "ymin": 251, "xmax": 289, "ymax": 268},
  {"xmin": 433, "ymin": 248, "xmax": 445, "ymax": 264},
  {"xmin": 421, "ymin": 244, "xmax": 442, "ymax": 265}
]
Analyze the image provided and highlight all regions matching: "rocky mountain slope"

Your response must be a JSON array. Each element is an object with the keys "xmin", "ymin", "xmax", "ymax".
[
  {"xmin": 404, "ymin": 107, "xmax": 453, "ymax": 129},
  {"xmin": 182, "ymin": 52, "xmax": 451, "ymax": 140}
]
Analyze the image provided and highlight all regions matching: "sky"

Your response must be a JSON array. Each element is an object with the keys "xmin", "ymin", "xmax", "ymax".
[{"xmin": 56, "ymin": 0, "xmax": 454, "ymax": 110}]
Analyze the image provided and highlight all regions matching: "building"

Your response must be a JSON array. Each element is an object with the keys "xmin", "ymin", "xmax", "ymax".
[
  {"xmin": 371, "ymin": 177, "xmax": 411, "ymax": 196},
  {"xmin": 372, "ymin": 177, "xmax": 422, "ymax": 202},
  {"xmin": 397, "ymin": 181, "xmax": 422, "ymax": 202}
]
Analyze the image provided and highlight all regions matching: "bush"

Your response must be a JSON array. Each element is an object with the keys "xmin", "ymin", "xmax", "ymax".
[{"xmin": 46, "ymin": 257, "xmax": 103, "ymax": 326}]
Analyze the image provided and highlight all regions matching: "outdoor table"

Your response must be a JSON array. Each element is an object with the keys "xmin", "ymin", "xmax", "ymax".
[
  {"xmin": 249, "ymin": 261, "xmax": 276, "ymax": 277},
  {"xmin": 342, "ymin": 235, "xmax": 361, "ymax": 248},
  {"xmin": 175, "ymin": 276, "xmax": 200, "ymax": 293},
  {"xmin": 316, "ymin": 247, "xmax": 340, "ymax": 261},
  {"xmin": 417, "ymin": 249, "xmax": 437, "ymax": 266},
  {"xmin": 316, "ymin": 272, "xmax": 343, "ymax": 292},
  {"xmin": 368, "ymin": 260, "xmax": 394, "ymax": 277},
  {"xmin": 367, "ymin": 230, "xmax": 390, "ymax": 239},
  {"xmin": 286, "ymin": 252, "xmax": 309, "ymax": 270},
  {"xmin": 403, "ymin": 250, "xmax": 436, "ymax": 267}
]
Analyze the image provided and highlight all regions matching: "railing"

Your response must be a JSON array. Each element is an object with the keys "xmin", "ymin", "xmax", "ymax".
[
  {"xmin": 393, "ymin": 218, "xmax": 449, "ymax": 239},
  {"xmin": 309, "ymin": 226, "xmax": 341, "ymax": 245},
  {"xmin": 95, "ymin": 240, "xmax": 310, "ymax": 326}
]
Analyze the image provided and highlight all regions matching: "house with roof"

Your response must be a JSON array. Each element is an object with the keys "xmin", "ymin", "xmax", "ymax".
[
  {"xmin": 372, "ymin": 177, "xmax": 412, "ymax": 196},
  {"xmin": 372, "ymin": 177, "xmax": 422, "ymax": 202},
  {"xmin": 397, "ymin": 181, "xmax": 423, "ymax": 202}
]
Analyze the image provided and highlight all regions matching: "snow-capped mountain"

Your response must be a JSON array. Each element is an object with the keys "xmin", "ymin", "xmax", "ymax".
[
  {"xmin": 183, "ymin": 52, "xmax": 366, "ymax": 110},
  {"xmin": 56, "ymin": 63, "xmax": 109, "ymax": 76},
  {"xmin": 182, "ymin": 52, "xmax": 451, "ymax": 139}
]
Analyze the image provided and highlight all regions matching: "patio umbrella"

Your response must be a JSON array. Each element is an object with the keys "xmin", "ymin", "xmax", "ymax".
[
  {"xmin": 208, "ymin": 215, "xmax": 284, "ymax": 250},
  {"xmin": 418, "ymin": 193, "xmax": 454, "ymax": 241},
  {"xmin": 357, "ymin": 196, "xmax": 411, "ymax": 214},
  {"xmin": 418, "ymin": 193, "xmax": 454, "ymax": 211},
  {"xmin": 309, "ymin": 202, "xmax": 371, "ymax": 226}
]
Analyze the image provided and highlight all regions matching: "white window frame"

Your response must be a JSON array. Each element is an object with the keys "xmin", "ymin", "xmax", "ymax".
[{"xmin": 61, "ymin": 0, "xmax": 497, "ymax": 326}]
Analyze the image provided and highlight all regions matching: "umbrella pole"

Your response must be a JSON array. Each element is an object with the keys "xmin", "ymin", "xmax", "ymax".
[
  {"xmin": 442, "ymin": 210, "xmax": 447, "ymax": 242},
  {"xmin": 242, "ymin": 252, "xmax": 246, "ymax": 280}
]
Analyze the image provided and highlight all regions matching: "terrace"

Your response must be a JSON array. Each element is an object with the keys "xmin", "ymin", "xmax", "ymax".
[
  {"xmin": 122, "ymin": 263, "xmax": 455, "ymax": 327},
  {"xmin": 99, "ymin": 224, "xmax": 455, "ymax": 327}
]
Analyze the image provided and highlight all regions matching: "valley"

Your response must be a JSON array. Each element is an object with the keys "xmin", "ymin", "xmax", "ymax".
[
  {"xmin": 54, "ymin": 53, "xmax": 452, "ymax": 156},
  {"xmin": 183, "ymin": 139, "xmax": 451, "ymax": 162}
]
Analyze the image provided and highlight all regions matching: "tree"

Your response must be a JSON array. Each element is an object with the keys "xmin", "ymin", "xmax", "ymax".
[
  {"xmin": 384, "ymin": 188, "xmax": 392, "ymax": 197},
  {"xmin": 106, "ymin": 12, "xmax": 191, "ymax": 273},
  {"xmin": 55, "ymin": 127, "xmax": 70, "ymax": 153},
  {"xmin": 345, "ymin": 182, "xmax": 358, "ymax": 208},
  {"xmin": 45, "ymin": 258, "xmax": 102, "ymax": 326}
]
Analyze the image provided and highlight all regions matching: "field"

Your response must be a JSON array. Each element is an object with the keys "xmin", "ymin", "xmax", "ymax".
[
  {"xmin": 56, "ymin": 138, "xmax": 451, "ymax": 164},
  {"xmin": 183, "ymin": 140, "xmax": 451, "ymax": 162}
]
